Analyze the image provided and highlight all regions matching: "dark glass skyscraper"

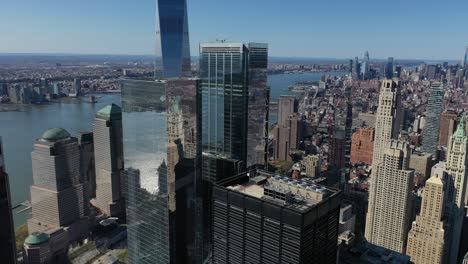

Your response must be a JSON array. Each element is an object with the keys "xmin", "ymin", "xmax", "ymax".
[
  {"xmin": 0, "ymin": 137, "xmax": 16, "ymax": 264},
  {"xmin": 199, "ymin": 42, "xmax": 269, "ymax": 261},
  {"xmin": 156, "ymin": 0, "xmax": 191, "ymax": 78},
  {"xmin": 212, "ymin": 169, "xmax": 342, "ymax": 264},
  {"xmin": 385, "ymin": 57, "xmax": 394, "ymax": 79},
  {"xmin": 122, "ymin": 78, "xmax": 199, "ymax": 264}
]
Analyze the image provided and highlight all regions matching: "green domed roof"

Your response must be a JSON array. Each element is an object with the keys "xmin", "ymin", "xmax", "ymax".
[
  {"xmin": 97, "ymin": 104, "xmax": 121, "ymax": 117},
  {"xmin": 25, "ymin": 232, "xmax": 49, "ymax": 245},
  {"xmin": 41, "ymin": 128, "xmax": 71, "ymax": 141}
]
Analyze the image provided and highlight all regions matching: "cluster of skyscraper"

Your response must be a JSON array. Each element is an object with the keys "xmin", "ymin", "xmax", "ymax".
[
  {"xmin": 119, "ymin": 1, "xmax": 342, "ymax": 263},
  {"xmin": 364, "ymin": 78, "xmax": 468, "ymax": 264}
]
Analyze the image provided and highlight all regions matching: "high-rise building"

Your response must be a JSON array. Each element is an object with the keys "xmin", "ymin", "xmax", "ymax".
[
  {"xmin": 426, "ymin": 65, "xmax": 439, "ymax": 80},
  {"xmin": 350, "ymin": 127, "xmax": 374, "ymax": 165},
  {"xmin": 70, "ymin": 78, "xmax": 81, "ymax": 97},
  {"xmin": 212, "ymin": 169, "xmax": 342, "ymax": 264},
  {"xmin": 353, "ymin": 56, "xmax": 361, "ymax": 80},
  {"xmin": 330, "ymin": 130, "xmax": 346, "ymax": 168},
  {"xmin": 246, "ymin": 43, "xmax": 269, "ymax": 167},
  {"xmin": 361, "ymin": 51, "xmax": 370, "ymax": 80},
  {"xmin": 406, "ymin": 163, "xmax": 449, "ymax": 264},
  {"xmin": 28, "ymin": 128, "xmax": 89, "ymax": 234},
  {"xmin": 444, "ymin": 118, "xmax": 468, "ymax": 263},
  {"xmin": 365, "ymin": 140, "xmax": 414, "ymax": 253},
  {"xmin": 385, "ymin": 57, "xmax": 394, "ymax": 79},
  {"xmin": 93, "ymin": 104, "xmax": 126, "ymax": 218},
  {"xmin": 273, "ymin": 113, "xmax": 301, "ymax": 161},
  {"xmin": 122, "ymin": 78, "xmax": 200, "ymax": 263},
  {"xmin": 273, "ymin": 96, "xmax": 299, "ymax": 161},
  {"xmin": 78, "ymin": 132, "xmax": 96, "ymax": 198},
  {"xmin": 156, "ymin": 0, "xmax": 191, "ymax": 78},
  {"xmin": 0, "ymin": 137, "xmax": 16, "ymax": 264},
  {"xmin": 339, "ymin": 204, "xmax": 356, "ymax": 235},
  {"xmin": 463, "ymin": 46, "xmax": 468, "ymax": 68},
  {"xmin": 302, "ymin": 154, "xmax": 320, "ymax": 177},
  {"xmin": 409, "ymin": 151, "xmax": 434, "ymax": 185},
  {"xmin": 23, "ymin": 232, "xmax": 52, "ymax": 264},
  {"xmin": 371, "ymin": 79, "xmax": 403, "ymax": 167},
  {"xmin": 421, "ymin": 82, "xmax": 444, "ymax": 155},
  {"xmin": 439, "ymin": 111, "xmax": 458, "ymax": 148},
  {"xmin": 277, "ymin": 96, "xmax": 297, "ymax": 128}
]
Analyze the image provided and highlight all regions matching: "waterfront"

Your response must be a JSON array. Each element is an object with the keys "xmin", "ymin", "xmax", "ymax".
[{"xmin": 0, "ymin": 72, "xmax": 344, "ymax": 227}]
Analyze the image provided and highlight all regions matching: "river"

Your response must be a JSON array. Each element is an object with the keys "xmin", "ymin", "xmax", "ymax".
[{"xmin": 0, "ymin": 72, "xmax": 344, "ymax": 227}]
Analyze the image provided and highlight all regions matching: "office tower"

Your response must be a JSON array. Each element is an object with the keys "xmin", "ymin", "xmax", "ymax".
[
  {"xmin": 350, "ymin": 127, "xmax": 374, "ymax": 165},
  {"xmin": 464, "ymin": 46, "xmax": 468, "ymax": 68},
  {"xmin": 445, "ymin": 118, "xmax": 468, "ymax": 263},
  {"xmin": 53, "ymin": 83, "xmax": 60, "ymax": 95},
  {"xmin": 212, "ymin": 169, "xmax": 342, "ymax": 264},
  {"xmin": 302, "ymin": 154, "xmax": 320, "ymax": 177},
  {"xmin": 273, "ymin": 96, "xmax": 299, "ymax": 161},
  {"xmin": 23, "ymin": 232, "xmax": 52, "ymax": 264},
  {"xmin": 395, "ymin": 65, "xmax": 402, "ymax": 78},
  {"xmin": 409, "ymin": 151, "xmax": 434, "ymax": 182},
  {"xmin": 246, "ymin": 43, "xmax": 269, "ymax": 167},
  {"xmin": 406, "ymin": 164, "xmax": 449, "ymax": 264},
  {"xmin": 93, "ymin": 104, "xmax": 126, "ymax": 217},
  {"xmin": 122, "ymin": 78, "xmax": 199, "ymax": 263},
  {"xmin": 361, "ymin": 51, "xmax": 370, "ymax": 79},
  {"xmin": 439, "ymin": 111, "xmax": 458, "ymax": 148},
  {"xmin": 78, "ymin": 132, "xmax": 96, "ymax": 198},
  {"xmin": 385, "ymin": 57, "xmax": 394, "ymax": 79},
  {"xmin": 0, "ymin": 137, "xmax": 16, "ymax": 264},
  {"xmin": 0, "ymin": 82, "xmax": 7, "ymax": 95},
  {"xmin": 199, "ymin": 42, "xmax": 268, "ymax": 260},
  {"xmin": 339, "ymin": 204, "xmax": 356, "ymax": 234},
  {"xmin": 277, "ymin": 96, "xmax": 297, "ymax": 127},
  {"xmin": 426, "ymin": 65, "xmax": 438, "ymax": 80},
  {"xmin": 28, "ymin": 129, "xmax": 88, "ymax": 230},
  {"xmin": 273, "ymin": 113, "xmax": 301, "ymax": 161},
  {"xmin": 365, "ymin": 141, "xmax": 414, "ymax": 253},
  {"xmin": 372, "ymin": 80, "xmax": 402, "ymax": 169},
  {"xmin": 353, "ymin": 56, "xmax": 361, "ymax": 80},
  {"xmin": 349, "ymin": 59, "xmax": 353, "ymax": 73},
  {"xmin": 156, "ymin": 0, "xmax": 191, "ymax": 77},
  {"xmin": 371, "ymin": 79, "xmax": 402, "ymax": 167},
  {"xmin": 330, "ymin": 130, "xmax": 346, "ymax": 168},
  {"xmin": 71, "ymin": 78, "xmax": 81, "ymax": 96},
  {"xmin": 421, "ymin": 82, "xmax": 444, "ymax": 155}
]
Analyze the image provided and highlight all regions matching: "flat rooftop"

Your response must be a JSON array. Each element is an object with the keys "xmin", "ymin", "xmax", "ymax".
[{"xmin": 226, "ymin": 170, "xmax": 337, "ymax": 211}]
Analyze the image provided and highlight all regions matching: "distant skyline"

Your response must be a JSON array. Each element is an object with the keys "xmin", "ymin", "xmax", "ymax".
[{"xmin": 1, "ymin": 0, "xmax": 467, "ymax": 60}]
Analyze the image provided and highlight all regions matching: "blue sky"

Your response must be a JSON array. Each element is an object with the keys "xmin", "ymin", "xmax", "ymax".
[{"xmin": 0, "ymin": 0, "xmax": 467, "ymax": 60}]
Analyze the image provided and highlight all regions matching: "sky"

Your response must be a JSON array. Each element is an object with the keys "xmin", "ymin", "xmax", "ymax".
[{"xmin": 0, "ymin": 0, "xmax": 467, "ymax": 60}]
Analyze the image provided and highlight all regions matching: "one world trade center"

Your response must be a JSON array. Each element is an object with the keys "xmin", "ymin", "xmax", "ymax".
[{"xmin": 156, "ymin": 0, "xmax": 191, "ymax": 78}]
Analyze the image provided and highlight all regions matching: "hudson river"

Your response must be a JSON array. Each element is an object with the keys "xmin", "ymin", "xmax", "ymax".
[{"xmin": 0, "ymin": 72, "xmax": 344, "ymax": 226}]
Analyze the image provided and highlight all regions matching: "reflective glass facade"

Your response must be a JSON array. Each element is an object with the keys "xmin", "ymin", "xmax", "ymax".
[
  {"xmin": 0, "ymin": 138, "xmax": 16, "ymax": 264},
  {"xmin": 198, "ymin": 42, "xmax": 269, "ymax": 261},
  {"xmin": 122, "ymin": 78, "xmax": 200, "ymax": 264},
  {"xmin": 199, "ymin": 43, "xmax": 248, "ymax": 161},
  {"xmin": 156, "ymin": 0, "xmax": 191, "ymax": 78},
  {"xmin": 246, "ymin": 43, "xmax": 269, "ymax": 167}
]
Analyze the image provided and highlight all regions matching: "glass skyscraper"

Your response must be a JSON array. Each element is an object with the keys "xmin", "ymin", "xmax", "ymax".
[
  {"xmin": 122, "ymin": 78, "xmax": 200, "ymax": 264},
  {"xmin": 199, "ymin": 42, "xmax": 269, "ymax": 261},
  {"xmin": 156, "ymin": 0, "xmax": 191, "ymax": 78},
  {"xmin": 421, "ymin": 82, "xmax": 444, "ymax": 155}
]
